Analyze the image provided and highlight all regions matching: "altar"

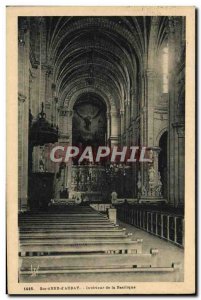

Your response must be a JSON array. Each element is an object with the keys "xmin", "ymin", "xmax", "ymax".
[{"xmin": 69, "ymin": 165, "xmax": 108, "ymax": 202}]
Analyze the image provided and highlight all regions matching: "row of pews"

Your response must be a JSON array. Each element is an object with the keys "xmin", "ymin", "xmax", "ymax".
[{"xmin": 19, "ymin": 206, "xmax": 182, "ymax": 282}]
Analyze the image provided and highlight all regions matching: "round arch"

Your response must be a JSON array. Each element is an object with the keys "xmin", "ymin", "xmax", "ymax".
[
  {"xmin": 65, "ymin": 86, "xmax": 117, "ymax": 113},
  {"xmin": 156, "ymin": 127, "xmax": 168, "ymax": 146}
]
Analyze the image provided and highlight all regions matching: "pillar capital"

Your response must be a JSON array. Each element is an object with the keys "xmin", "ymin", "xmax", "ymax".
[
  {"xmin": 147, "ymin": 146, "xmax": 161, "ymax": 154},
  {"xmin": 110, "ymin": 111, "xmax": 119, "ymax": 117},
  {"xmin": 172, "ymin": 122, "xmax": 185, "ymax": 138}
]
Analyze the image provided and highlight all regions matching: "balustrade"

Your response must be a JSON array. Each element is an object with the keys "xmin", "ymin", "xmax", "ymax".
[{"xmin": 117, "ymin": 204, "xmax": 184, "ymax": 247}]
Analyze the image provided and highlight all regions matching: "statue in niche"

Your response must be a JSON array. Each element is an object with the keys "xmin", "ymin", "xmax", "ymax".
[{"xmin": 148, "ymin": 166, "xmax": 156, "ymax": 197}]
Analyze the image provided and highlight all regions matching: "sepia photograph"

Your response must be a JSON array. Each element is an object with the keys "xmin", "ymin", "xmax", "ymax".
[{"xmin": 6, "ymin": 6, "xmax": 195, "ymax": 295}]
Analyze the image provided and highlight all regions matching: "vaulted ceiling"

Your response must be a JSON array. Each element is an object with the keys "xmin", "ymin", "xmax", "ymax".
[{"xmin": 28, "ymin": 16, "xmax": 169, "ymax": 111}]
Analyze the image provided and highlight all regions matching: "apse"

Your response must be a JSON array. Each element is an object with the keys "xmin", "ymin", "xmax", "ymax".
[{"xmin": 72, "ymin": 92, "xmax": 107, "ymax": 149}]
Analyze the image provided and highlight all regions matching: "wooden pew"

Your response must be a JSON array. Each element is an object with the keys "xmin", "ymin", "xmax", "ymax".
[
  {"xmin": 19, "ymin": 225, "xmax": 118, "ymax": 231},
  {"xmin": 19, "ymin": 217, "xmax": 115, "ymax": 227},
  {"xmin": 19, "ymin": 239, "xmax": 143, "ymax": 254},
  {"xmin": 19, "ymin": 220, "xmax": 113, "ymax": 224},
  {"xmin": 20, "ymin": 235, "xmax": 132, "ymax": 241},
  {"xmin": 19, "ymin": 218, "xmax": 110, "ymax": 222},
  {"xmin": 19, "ymin": 215, "xmax": 109, "ymax": 221},
  {"xmin": 20, "ymin": 233, "xmax": 133, "ymax": 241},
  {"xmin": 19, "ymin": 263, "xmax": 182, "ymax": 283},
  {"xmin": 19, "ymin": 228, "xmax": 128, "ymax": 237},
  {"xmin": 19, "ymin": 208, "xmax": 143, "ymax": 255},
  {"xmin": 20, "ymin": 249, "xmax": 159, "ymax": 271}
]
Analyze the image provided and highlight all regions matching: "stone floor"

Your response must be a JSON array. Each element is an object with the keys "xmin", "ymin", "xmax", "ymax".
[{"xmin": 117, "ymin": 219, "xmax": 184, "ymax": 281}]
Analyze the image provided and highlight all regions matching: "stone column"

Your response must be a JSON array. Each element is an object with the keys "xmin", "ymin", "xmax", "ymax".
[
  {"xmin": 106, "ymin": 112, "xmax": 111, "ymax": 144},
  {"xmin": 110, "ymin": 111, "xmax": 120, "ymax": 146},
  {"xmin": 58, "ymin": 108, "xmax": 72, "ymax": 192},
  {"xmin": 139, "ymin": 19, "xmax": 161, "ymax": 202},
  {"xmin": 120, "ymin": 110, "xmax": 124, "ymax": 146},
  {"xmin": 131, "ymin": 119, "xmax": 139, "ymax": 198},
  {"xmin": 18, "ymin": 94, "xmax": 29, "ymax": 211},
  {"xmin": 18, "ymin": 18, "xmax": 30, "ymax": 212},
  {"xmin": 146, "ymin": 69, "xmax": 156, "ymax": 146},
  {"xmin": 146, "ymin": 17, "xmax": 160, "ymax": 146},
  {"xmin": 175, "ymin": 123, "xmax": 185, "ymax": 207},
  {"xmin": 168, "ymin": 17, "xmax": 185, "ymax": 207}
]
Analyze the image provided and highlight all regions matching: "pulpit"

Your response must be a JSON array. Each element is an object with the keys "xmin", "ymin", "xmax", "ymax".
[{"xmin": 28, "ymin": 173, "xmax": 54, "ymax": 211}]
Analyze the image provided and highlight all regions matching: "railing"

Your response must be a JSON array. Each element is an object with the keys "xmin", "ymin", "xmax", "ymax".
[{"xmin": 117, "ymin": 204, "xmax": 184, "ymax": 248}]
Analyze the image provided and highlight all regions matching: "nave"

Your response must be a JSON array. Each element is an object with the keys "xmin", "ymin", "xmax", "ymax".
[{"xmin": 19, "ymin": 205, "xmax": 183, "ymax": 282}]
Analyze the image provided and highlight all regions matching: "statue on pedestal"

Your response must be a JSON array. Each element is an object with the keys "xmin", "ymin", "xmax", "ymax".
[
  {"xmin": 148, "ymin": 166, "xmax": 156, "ymax": 196},
  {"xmin": 148, "ymin": 166, "xmax": 155, "ymax": 183},
  {"xmin": 155, "ymin": 172, "xmax": 162, "ymax": 197}
]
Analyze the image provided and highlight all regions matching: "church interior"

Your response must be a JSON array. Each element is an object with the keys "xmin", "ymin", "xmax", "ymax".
[{"xmin": 18, "ymin": 16, "xmax": 185, "ymax": 282}]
